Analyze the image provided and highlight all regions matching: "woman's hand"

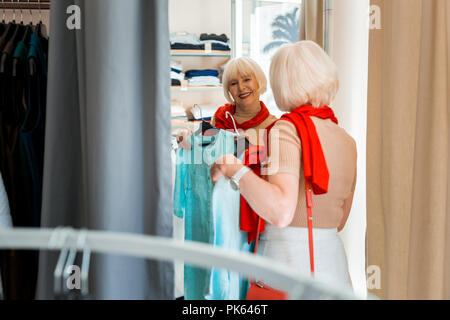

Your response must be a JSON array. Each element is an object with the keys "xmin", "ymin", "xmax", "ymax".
[
  {"xmin": 210, "ymin": 155, "xmax": 244, "ymax": 184},
  {"xmin": 176, "ymin": 128, "xmax": 193, "ymax": 150}
]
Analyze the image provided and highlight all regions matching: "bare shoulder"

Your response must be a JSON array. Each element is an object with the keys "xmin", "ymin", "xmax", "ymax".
[
  {"xmin": 272, "ymin": 119, "xmax": 296, "ymax": 131},
  {"xmin": 271, "ymin": 120, "xmax": 299, "ymax": 139},
  {"xmin": 339, "ymin": 128, "xmax": 357, "ymax": 158}
]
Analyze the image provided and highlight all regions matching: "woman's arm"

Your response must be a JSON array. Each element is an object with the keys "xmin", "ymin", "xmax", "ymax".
[
  {"xmin": 338, "ymin": 190, "xmax": 355, "ymax": 232},
  {"xmin": 338, "ymin": 164, "xmax": 357, "ymax": 232},
  {"xmin": 210, "ymin": 155, "xmax": 299, "ymax": 228}
]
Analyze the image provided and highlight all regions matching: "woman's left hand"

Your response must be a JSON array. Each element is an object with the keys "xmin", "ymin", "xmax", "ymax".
[{"xmin": 210, "ymin": 155, "xmax": 244, "ymax": 184}]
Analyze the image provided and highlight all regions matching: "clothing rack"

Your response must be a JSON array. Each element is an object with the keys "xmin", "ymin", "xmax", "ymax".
[
  {"xmin": 0, "ymin": 0, "xmax": 50, "ymax": 10},
  {"xmin": 0, "ymin": 227, "xmax": 360, "ymax": 300}
]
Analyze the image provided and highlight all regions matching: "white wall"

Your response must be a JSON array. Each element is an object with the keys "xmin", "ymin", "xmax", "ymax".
[
  {"xmin": 330, "ymin": 0, "xmax": 370, "ymax": 298},
  {"xmin": 169, "ymin": 0, "xmax": 231, "ymax": 36}
]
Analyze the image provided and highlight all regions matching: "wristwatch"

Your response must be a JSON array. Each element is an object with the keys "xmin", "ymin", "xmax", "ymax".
[{"xmin": 230, "ymin": 166, "xmax": 251, "ymax": 191}]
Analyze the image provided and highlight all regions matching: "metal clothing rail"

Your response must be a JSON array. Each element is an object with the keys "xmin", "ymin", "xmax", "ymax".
[
  {"xmin": 1, "ymin": 0, "xmax": 50, "ymax": 10},
  {"xmin": 0, "ymin": 227, "xmax": 361, "ymax": 300}
]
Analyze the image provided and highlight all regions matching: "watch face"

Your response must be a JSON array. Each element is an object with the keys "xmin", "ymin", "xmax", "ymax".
[{"xmin": 230, "ymin": 179, "xmax": 239, "ymax": 191}]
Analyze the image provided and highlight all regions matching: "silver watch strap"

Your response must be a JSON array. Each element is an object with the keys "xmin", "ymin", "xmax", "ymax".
[{"xmin": 232, "ymin": 166, "xmax": 251, "ymax": 183}]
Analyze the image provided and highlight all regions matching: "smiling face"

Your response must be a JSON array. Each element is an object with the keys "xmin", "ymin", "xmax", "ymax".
[{"xmin": 228, "ymin": 73, "xmax": 261, "ymax": 111}]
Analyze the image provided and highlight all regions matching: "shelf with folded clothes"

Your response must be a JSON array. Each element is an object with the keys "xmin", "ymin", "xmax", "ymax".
[
  {"xmin": 171, "ymin": 68, "xmax": 224, "ymax": 92},
  {"xmin": 171, "ymin": 86, "xmax": 223, "ymax": 92},
  {"xmin": 170, "ymin": 32, "xmax": 231, "ymax": 51}
]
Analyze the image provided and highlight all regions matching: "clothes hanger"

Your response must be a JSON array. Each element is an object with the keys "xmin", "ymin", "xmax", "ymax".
[
  {"xmin": 63, "ymin": 230, "xmax": 79, "ymax": 298},
  {"xmin": 79, "ymin": 229, "xmax": 92, "ymax": 300},
  {"xmin": 0, "ymin": 0, "xmax": 5, "ymax": 33},
  {"xmin": 34, "ymin": 0, "xmax": 47, "ymax": 39},
  {"xmin": 28, "ymin": 0, "xmax": 38, "ymax": 76},
  {"xmin": 0, "ymin": 0, "xmax": 19, "ymax": 73},
  {"xmin": 13, "ymin": 0, "xmax": 30, "ymax": 77},
  {"xmin": 225, "ymin": 111, "xmax": 240, "ymax": 136},
  {"xmin": 63, "ymin": 229, "xmax": 90, "ymax": 299},
  {"xmin": 8, "ymin": 0, "xmax": 24, "ymax": 44},
  {"xmin": 52, "ymin": 227, "xmax": 74, "ymax": 299},
  {"xmin": 193, "ymin": 104, "xmax": 218, "ymax": 148},
  {"xmin": 0, "ymin": 0, "xmax": 17, "ymax": 42},
  {"xmin": 194, "ymin": 104, "xmax": 218, "ymax": 136},
  {"xmin": 225, "ymin": 111, "xmax": 251, "ymax": 158},
  {"xmin": 20, "ymin": 0, "xmax": 32, "ymax": 44}
]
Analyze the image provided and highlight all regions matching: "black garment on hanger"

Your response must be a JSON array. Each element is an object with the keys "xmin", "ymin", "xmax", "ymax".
[
  {"xmin": 199, "ymin": 33, "xmax": 229, "ymax": 43},
  {"xmin": 0, "ymin": 22, "xmax": 16, "ymax": 52},
  {"xmin": 0, "ymin": 23, "xmax": 23, "ymax": 73},
  {"xmin": 0, "ymin": 35, "xmax": 34, "ymax": 301}
]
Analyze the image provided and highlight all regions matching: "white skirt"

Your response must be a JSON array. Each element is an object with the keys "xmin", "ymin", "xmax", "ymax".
[{"xmin": 257, "ymin": 225, "xmax": 352, "ymax": 291}]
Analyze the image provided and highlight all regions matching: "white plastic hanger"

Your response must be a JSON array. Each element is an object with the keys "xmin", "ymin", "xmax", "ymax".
[
  {"xmin": 51, "ymin": 227, "xmax": 73, "ymax": 297},
  {"xmin": 225, "ymin": 111, "xmax": 240, "ymax": 136}
]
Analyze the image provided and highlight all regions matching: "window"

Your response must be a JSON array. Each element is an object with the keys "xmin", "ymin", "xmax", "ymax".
[{"xmin": 233, "ymin": 0, "xmax": 302, "ymax": 117}]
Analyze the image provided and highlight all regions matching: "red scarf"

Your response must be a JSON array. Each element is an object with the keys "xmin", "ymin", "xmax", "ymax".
[
  {"xmin": 280, "ymin": 105, "xmax": 338, "ymax": 194},
  {"xmin": 241, "ymin": 145, "xmax": 267, "ymax": 244},
  {"xmin": 239, "ymin": 105, "xmax": 337, "ymax": 243},
  {"xmin": 214, "ymin": 101, "xmax": 270, "ymax": 131}
]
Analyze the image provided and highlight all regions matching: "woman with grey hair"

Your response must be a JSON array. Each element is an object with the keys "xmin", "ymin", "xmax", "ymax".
[
  {"xmin": 210, "ymin": 41, "xmax": 357, "ymax": 290},
  {"xmin": 177, "ymin": 56, "xmax": 277, "ymax": 149}
]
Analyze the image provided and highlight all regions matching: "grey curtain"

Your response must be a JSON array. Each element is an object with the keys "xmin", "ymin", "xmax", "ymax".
[{"xmin": 36, "ymin": 0, "xmax": 173, "ymax": 299}]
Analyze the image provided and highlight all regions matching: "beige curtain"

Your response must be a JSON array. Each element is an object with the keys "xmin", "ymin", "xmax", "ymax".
[
  {"xmin": 367, "ymin": 0, "xmax": 450, "ymax": 299},
  {"xmin": 299, "ymin": 0, "xmax": 324, "ymax": 47}
]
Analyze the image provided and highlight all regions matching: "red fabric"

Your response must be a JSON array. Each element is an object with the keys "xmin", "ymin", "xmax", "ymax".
[
  {"xmin": 246, "ymin": 282, "xmax": 288, "ymax": 300},
  {"xmin": 240, "ymin": 145, "xmax": 267, "ymax": 244},
  {"xmin": 280, "ymin": 105, "xmax": 338, "ymax": 194},
  {"xmin": 214, "ymin": 101, "xmax": 270, "ymax": 131}
]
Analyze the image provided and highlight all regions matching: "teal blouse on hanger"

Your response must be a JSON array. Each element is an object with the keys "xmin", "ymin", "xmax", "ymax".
[{"xmin": 174, "ymin": 129, "xmax": 252, "ymax": 300}]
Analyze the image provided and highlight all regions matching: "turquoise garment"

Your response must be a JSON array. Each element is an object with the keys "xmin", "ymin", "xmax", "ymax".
[
  {"xmin": 13, "ymin": 42, "xmax": 28, "ymax": 60},
  {"xmin": 174, "ymin": 130, "xmax": 252, "ymax": 300},
  {"xmin": 206, "ymin": 177, "xmax": 252, "ymax": 300}
]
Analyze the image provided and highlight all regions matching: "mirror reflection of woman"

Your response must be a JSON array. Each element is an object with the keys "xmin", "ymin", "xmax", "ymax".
[
  {"xmin": 211, "ymin": 57, "xmax": 277, "ymax": 144},
  {"xmin": 211, "ymin": 41, "xmax": 357, "ymax": 291},
  {"xmin": 178, "ymin": 57, "xmax": 277, "ymax": 149}
]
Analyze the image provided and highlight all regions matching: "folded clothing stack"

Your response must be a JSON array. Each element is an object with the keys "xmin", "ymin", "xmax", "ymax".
[
  {"xmin": 171, "ymin": 60, "xmax": 185, "ymax": 86},
  {"xmin": 170, "ymin": 32, "xmax": 231, "ymax": 52},
  {"xmin": 200, "ymin": 33, "xmax": 229, "ymax": 43},
  {"xmin": 185, "ymin": 69, "xmax": 221, "ymax": 87},
  {"xmin": 171, "ymin": 99, "xmax": 187, "ymax": 118}
]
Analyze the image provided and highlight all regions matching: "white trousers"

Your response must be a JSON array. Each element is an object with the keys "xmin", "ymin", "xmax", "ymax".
[{"xmin": 258, "ymin": 225, "xmax": 352, "ymax": 291}]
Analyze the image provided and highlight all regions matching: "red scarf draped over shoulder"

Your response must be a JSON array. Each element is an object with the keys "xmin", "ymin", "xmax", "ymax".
[
  {"xmin": 280, "ymin": 105, "xmax": 338, "ymax": 194},
  {"xmin": 214, "ymin": 101, "xmax": 270, "ymax": 131},
  {"xmin": 241, "ymin": 145, "xmax": 267, "ymax": 243},
  {"xmin": 241, "ymin": 105, "xmax": 338, "ymax": 243}
]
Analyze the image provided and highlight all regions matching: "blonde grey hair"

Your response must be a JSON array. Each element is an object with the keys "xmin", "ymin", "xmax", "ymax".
[
  {"xmin": 269, "ymin": 41, "xmax": 339, "ymax": 111},
  {"xmin": 222, "ymin": 56, "xmax": 267, "ymax": 103}
]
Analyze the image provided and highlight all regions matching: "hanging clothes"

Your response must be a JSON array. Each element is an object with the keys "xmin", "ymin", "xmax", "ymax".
[
  {"xmin": 0, "ymin": 23, "xmax": 48, "ymax": 300},
  {"xmin": 174, "ymin": 129, "xmax": 252, "ymax": 300},
  {"xmin": 21, "ymin": 32, "xmax": 47, "ymax": 228}
]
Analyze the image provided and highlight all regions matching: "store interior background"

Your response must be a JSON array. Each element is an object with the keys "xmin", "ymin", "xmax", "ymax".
[{"xmin": 1, "ymin": 0, "xmax": 369, "ymax": 299}]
